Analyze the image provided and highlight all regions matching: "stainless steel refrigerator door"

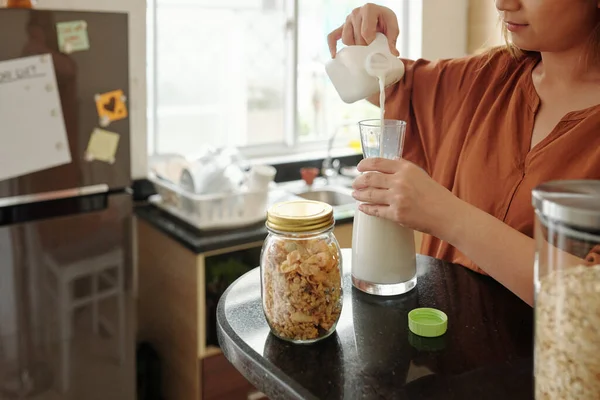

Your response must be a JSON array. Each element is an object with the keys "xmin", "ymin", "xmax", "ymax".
[
  {"xmin": 0, "ymin": 192, "xmax": 135, "ymax": 399},
  {"xmin": 0, "ymin": 9, "xmax": 131, "ymax": 199}
]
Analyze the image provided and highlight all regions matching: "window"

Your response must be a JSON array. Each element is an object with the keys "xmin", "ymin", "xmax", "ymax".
[{"xmin": 147, "ymin": 0, "xmax": 422, "ymax": 158}]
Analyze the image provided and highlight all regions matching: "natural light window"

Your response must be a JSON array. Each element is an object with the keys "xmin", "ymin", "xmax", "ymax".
[{"xmin": 147, "ymin": 0, "xmax": 422, "ymax": 158}]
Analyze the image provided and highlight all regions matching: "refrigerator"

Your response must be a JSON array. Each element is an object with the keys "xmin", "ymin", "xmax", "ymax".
[{"xmin": 0, "ymin": 9, "xmax": 135, "ymax": 399}]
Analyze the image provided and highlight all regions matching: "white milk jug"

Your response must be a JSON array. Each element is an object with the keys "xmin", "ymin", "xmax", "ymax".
[{"xmin": 325, "ymin": 33, "xmax": 405, "ymax": 104}]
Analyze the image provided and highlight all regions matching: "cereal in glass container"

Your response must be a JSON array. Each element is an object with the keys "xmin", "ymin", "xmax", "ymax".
[{"xmin": 261, "ymin": 200, "xmax": 343, "ymax": 344}]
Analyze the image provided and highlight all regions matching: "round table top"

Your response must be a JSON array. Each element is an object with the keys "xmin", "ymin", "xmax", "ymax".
[{"xmin": 217, "ymin": 249, "xmax": 533, "ymax": 400}]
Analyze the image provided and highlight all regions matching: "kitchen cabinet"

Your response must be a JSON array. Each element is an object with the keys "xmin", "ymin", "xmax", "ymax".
[
  {"xmin": 202, "ymin": 352, "xmax": 266, "ymax": 400},
  {"xmin": 136, "ymin": 218, "xmax": 266, "ymax": 400},
  {"xmin": 333, "ymin": 222, "xmax": 353, "ymax": 248}
]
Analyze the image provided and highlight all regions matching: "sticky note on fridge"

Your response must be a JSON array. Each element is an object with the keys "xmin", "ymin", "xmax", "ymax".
[
  {"xmin": 85, "ymin": 128, "xmax": 120, "ymax": 164},
  {"xmin": 95, "ymin": 89, "xmax": 128, "ymax": 127},
  {"xmin": 56, "ymin": 20, "xmax": 90, "ymax": 54},
  {"xmin": 0, "ymin": 54, "xmax": 71, "ymax": 181}
]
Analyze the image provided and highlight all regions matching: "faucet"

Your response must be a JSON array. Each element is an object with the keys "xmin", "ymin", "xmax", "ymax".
[{"xmin": 322, "ymin": 123, "xmax": 353, "ymax": 183}]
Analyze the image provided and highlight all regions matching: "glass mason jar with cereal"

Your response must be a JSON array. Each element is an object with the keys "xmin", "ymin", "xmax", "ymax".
[
  {"xmin": 261, "ymin": 200, "xmax": 343, "ymax": 344},
  {"xmin": 532, "ymin": 180, "xmax": 600, "ymax": 399}
]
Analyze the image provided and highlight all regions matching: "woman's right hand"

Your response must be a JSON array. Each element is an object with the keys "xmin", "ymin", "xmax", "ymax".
[{"xmin": 327, "ymin": 3, "xmax": 400, "ymax": 58}]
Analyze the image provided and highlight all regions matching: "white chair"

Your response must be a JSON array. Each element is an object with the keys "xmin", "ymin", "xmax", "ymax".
[{"xmin": 42, "ymin": 247, "xmax": 125, "ymax": 392}]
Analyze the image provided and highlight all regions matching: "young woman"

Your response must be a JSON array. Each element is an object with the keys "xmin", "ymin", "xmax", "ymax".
[{"xmin": 327, "ymin": 1, "xmax": 600, "ymax": 306}]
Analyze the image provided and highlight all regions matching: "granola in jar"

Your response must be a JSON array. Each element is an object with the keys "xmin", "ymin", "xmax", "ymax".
[{"xmin": 261, "ymin": 200, "xmax": 343, "ymax": 343}]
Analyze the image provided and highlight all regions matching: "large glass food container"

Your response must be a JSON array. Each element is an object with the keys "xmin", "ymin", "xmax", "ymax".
[
  {"xmin": 261, "ymin": 200, "xmax": 343, "ymax": 344},
  {"xmin": 532, "ymin": 180, "xmax": 600, "ymax": 399}
]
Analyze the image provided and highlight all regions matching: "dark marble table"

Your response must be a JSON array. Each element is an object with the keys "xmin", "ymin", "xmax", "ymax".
[{"xmin": 217, "ymin": 249, "xmax": 534, "ymax": 399}]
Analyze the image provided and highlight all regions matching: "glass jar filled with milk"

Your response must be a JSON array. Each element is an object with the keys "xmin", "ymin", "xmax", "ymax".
[{"xmin": 351, "ymin": 119, "xmax": 417, "ymax": 296}]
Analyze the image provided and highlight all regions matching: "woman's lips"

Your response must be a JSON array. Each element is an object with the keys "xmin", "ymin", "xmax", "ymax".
[{"xmin": 505, "ymin": 21, "xmax": 528, "ymax": 32}]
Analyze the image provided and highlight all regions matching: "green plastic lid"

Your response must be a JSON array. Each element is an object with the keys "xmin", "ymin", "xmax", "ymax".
[{"xmin": 408, "ymin": 308, "xmax": 448, "ymax": 338}]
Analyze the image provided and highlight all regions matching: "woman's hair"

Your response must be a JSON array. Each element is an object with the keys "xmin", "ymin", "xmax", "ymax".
[
  {"xmin": 582, "ymin": 16, "xmax": 600, "ymax": 66},
  {"xmin": 499, "ymin": 24, "xmax": 523, "ymax": 59}
]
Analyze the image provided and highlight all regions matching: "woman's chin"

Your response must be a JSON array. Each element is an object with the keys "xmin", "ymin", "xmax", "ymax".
[{"xmin": 508, "ymin": 38, "xmax": 538, "ymax": 53}]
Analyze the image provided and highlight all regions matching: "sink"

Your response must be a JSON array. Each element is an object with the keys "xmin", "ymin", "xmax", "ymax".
[{"xmin": 296, "ymin": 189, "xmax": 356, "ymax": 207}]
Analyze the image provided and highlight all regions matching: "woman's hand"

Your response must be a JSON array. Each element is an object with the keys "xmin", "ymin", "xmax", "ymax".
[
  {"xmin": 353, "ymin": 158, "xmax": 540, "ymax": 306},
  {"xmin": 351, "ymin": 158, "xmax": 461, "ymax": 239},
  {"xmin": 327, "ymin": 3, "xmax": 400, "ymax": 58}
]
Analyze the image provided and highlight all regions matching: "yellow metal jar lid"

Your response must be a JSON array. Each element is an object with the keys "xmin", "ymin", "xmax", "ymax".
[{"xmin": 266, "ymin": 200, "xmax": 334, "ymax": 233}]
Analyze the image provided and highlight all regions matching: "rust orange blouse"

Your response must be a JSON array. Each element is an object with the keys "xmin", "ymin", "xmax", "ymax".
[{"xmin": 386, "ymin": 49, "xmax": 600, "ymax": 273}]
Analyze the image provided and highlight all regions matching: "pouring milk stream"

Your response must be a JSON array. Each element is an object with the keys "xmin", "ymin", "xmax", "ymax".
[{"xmin": 326, "ymin": 33, "xmax": 417, "ymax": 296}]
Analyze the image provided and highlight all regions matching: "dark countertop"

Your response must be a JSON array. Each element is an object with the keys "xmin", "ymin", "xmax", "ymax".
[
  {"xmin": 134, "ymin": 203, "xmax": 354, "ymax": 254},
  {"xmin": 217, "ymin": 249, "xmax": 534, "ymax": 399}
]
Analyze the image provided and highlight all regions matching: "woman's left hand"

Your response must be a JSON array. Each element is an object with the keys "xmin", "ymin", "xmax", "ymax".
[{"xmin": 351, "ymin": 157, "xmax": 461, "ymax": 238}]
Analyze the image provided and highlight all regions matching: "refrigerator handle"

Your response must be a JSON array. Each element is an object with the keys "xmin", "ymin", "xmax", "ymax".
[{"xmin": 0, "ymin": 184, "xmax": 109, "ymax": 207}]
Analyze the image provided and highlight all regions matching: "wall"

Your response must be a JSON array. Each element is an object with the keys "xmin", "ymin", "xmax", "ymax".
[
  {"xmin": 421, "ymin": 0, "xmax": 469, "ymax": 59},
  {"xmin": 36, "ymin": 0, "xmax": 147, "ymax": 179},
  {"xmin": 467, "ymin": 0, "xmax": 503, "ymax": 54},
  {"xmin": 421, "ymin": 0, "xmax": 504, "ymax": 59}
]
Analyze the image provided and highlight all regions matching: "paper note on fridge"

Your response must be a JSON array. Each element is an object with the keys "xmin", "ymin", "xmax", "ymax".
[
  {"xmin": 0, "ymin": 54, "xmax": 71, "ymax": 182},
  {"xmin": 85, "ymin": 128, "xmax": 120, "ymax": 164},
  {"xmin": 56, "ymin": 20, "xmax": 90, "ymax": 54}
]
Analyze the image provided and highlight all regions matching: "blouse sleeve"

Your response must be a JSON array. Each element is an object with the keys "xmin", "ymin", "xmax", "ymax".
[{"xmin": 384, "ymin": 51, "xmax": 509, "ymax": 174}]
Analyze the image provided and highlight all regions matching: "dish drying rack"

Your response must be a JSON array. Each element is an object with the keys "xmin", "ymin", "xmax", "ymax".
[{"xmin": 148, "ymin": 172, "xmax": 270, "ymax": 230}]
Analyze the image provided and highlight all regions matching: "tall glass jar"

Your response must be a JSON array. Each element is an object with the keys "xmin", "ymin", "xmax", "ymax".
[
  {"xmin": 352, "ymin": 119, "xmax": 417, "ymax": 296},
  {"xmin": 532, "ymin": 180, "xmax": 600, "ymax": 399},
  {"xmin": 261, "ymin": 200, "xmax": 343, "ymax": 344}
]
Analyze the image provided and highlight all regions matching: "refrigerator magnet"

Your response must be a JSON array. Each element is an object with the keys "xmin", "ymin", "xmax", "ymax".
[
  {"xmin": 95, "ymin": 89, "xmax": 128, "ymax": 127},
  {"xmin": 84, "ymin": 128, "xmax": 120, "ymax": 164},
  {"xmin": 56, "ymin": 20, "xmax": 90, "ymax": 54}
]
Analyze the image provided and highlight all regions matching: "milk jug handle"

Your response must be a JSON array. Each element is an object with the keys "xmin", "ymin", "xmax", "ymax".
[
  {"xmin": 365, "ymin": 52, "xmax": 392, "ymax": 77},
  {"xmin": 372, "ymin": 32, "xmax": 399, "ymax": 56},
  {"xmin": 364, "ymin": 33, "xmax": 397, "ymax": 77}
]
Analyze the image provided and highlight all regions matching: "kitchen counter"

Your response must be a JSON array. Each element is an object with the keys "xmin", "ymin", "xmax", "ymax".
[
  {"xmin": 135, "ymin": 204, "xmax": 270, "ymax": 254},
  {"xmin": 217, "ymin": 249, "xmax": 534, "ymax": 399},
  {"xmin": 135, "ymin": 195, "xmax": 354, "ymax": 254}
]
